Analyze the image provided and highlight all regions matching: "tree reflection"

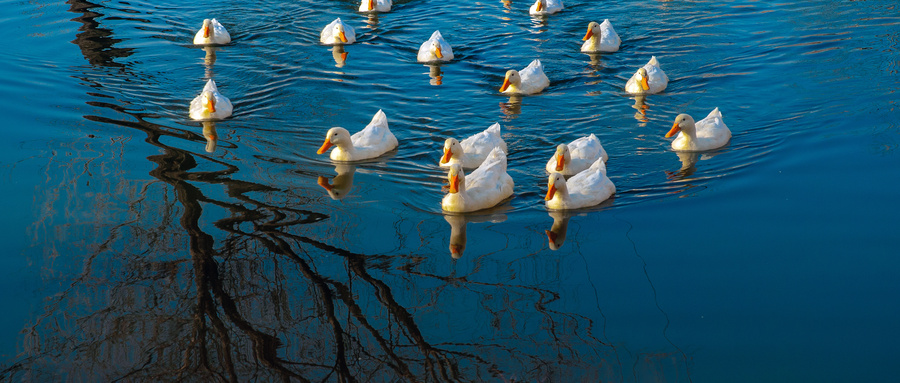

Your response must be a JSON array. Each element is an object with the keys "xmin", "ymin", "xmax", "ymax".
[{"xmin": 4, "ymin": 1, "xmax": 694, "ymax": 381}]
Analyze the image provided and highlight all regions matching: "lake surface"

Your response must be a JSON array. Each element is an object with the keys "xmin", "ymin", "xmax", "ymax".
[{"xmin": 1, "ymin": 0, "xmax": 898, "ymax": 381}]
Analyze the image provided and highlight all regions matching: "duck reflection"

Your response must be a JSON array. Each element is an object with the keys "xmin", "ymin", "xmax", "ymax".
[
  {"xmin": 501, "ymin": 0, "xmax": 512, "ymax": 10},
  {"xmin": 427, "ymin": 64, "xmax": 443, "ymax": 86},
  {"xmin": 365, "ymin": 13, "xmax": 380, "ymax": 29},
  {"xmin": 443, "ymin": 212, "xmax": 507, "ymax": 259},
  {"xmin": 632, "ymin": 95, "xmax": 649, "ymax": 124},
  {"xmin": 545, "ymin": 210, "xmax": 572, "ymax": 251},
  {"xmin": 203, "ymin": 46, "xmax": 218, "ymax": 67},
  {"xmin": 586, "ymin": 52, "xmax": 604, "ymax": 68},
  {"xmin": 317, "ymin": 164, "xmax": 356, "ymax": 200},
  {"xmin": 500, "ymin": 95, "xmax": 522, "ymax": 119},
  {"xmin": 331, "ymin": 45, "xmax": 348, "ymax": 68},
  {"xmin": 202, "ymin": 121, "xmax": 217, "ymax": 153}
]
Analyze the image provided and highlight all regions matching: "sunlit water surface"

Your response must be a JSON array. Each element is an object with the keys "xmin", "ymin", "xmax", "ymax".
[{"xmin": 1, "ymin": 0, "xmax": 898, "ymax": 381}]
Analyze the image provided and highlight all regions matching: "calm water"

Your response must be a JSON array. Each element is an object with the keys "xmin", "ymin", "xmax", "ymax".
[{"xmin": 1, "ymin": 0, "xmax": 898, "ymax": 381}]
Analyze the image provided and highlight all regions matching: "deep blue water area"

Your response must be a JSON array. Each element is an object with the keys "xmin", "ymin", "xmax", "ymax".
[{"xmin": 1, "ymin": 0, "xmax": 898, "ymax": 381}]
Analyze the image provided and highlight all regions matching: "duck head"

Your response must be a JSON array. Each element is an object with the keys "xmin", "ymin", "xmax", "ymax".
[
  {"xmin": 583, "ymin": 21, "xmax": 601, "ymax": 41},
  {"xmin": 553, "ymin": 144, "xmax": 570, "ymax": 172},
  {"xmin": 430, "ymin": 39, "xmax": 443, "ymax": 59},
  {"xmin": 635, "ymin": 68, "xmax": 650, "ymax": 91},
  {"xmin": 200, "ymin": 91, "xmax": 217, "ymax": 115},
  {"xmin": 441, "ymin": 138, "xmax": 462, "ymax": 164},
  {"xmin": 545, "ymin": 172, "xmax": 568, "ymax": 201},
  {"xmin": 666, "ymin": 113, "xmax": 696, "ymax": 139},
  {"xmin": 499, "ymin": 69, "xmax": 521, "ymax": 92},
  {"xmin": 447, "ymin": 164, "xmax": 466, "ymax": 194},
  {"xmin": 201, "ymin": 19, "xmax": 212, "ymax": 38},
  {"xmin": 317, "ymin": 127, "xmax": 352, "ymax": 155},
  {"xmin": 333, "ymin": 23, "xmax": 348, "ymax": 43}
]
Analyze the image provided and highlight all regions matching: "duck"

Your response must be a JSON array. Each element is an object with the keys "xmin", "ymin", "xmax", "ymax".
[
  {"xmin": 499, "ymin": 59, "xmax": 550, "ymax": 95},
  {"xmin": 320, "ymin": 18, "xmax": 356, "ymax": 45},
  {"xmin": 581, "ymin": 20, "xmax": 620, "ymax": 53},
  {"xmin": 359, "ymin": 0, "xmax": 391, "ymax": 12},
  {"xmin": 529, "ymin": 0, "xmax": 564, "ymax": 15},
  {"xmin": 417, "ymin": 30, "xmax": 454, "ymax": 63},
  {"xmin": 625, "ymin": 56, "xmax": 668, "ymax": 94},
  {"xmin": 665, "ymin": 107, "xmax": 731, "ymax": 151},
  {"xmin": 317, "ymin": 109, "xmax": 398, "ymax": 161},
  {"xmin": 190, "ymin": 79, "xmax": 233, "ymax": 121},
  {"xmin": 193, "ymin": 19, "xmax": 231, "ymax": 45},
  {"xmin": 545, "ymin": 134, "xmax": 608, "ymax": 175},
  {"xmin": 440, "ymin": 122, "xmax": 507, "ymax": 169},
  {"xmin": 442, "ymin": 147, "xmax": 514, "ymax": 213},
  {"xmin": 545, "ymin": 158, "xmax": 615, "ymax": 210}
]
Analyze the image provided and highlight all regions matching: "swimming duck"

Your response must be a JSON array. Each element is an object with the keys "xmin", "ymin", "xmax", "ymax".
[
  {"xmin": 440, "ymin": 122, "xmax": 507, "ymax": 169},
  {"xmin": 625, "ymin": 56, "xmax": 668, "ymax": 94},
  {"xmin": 193, "ymin": 19, "xmax": 231, "ymax": 45},
  {"xmin": 320, "ymin": 18, "xmax": 356, "ymax": 45},
  {"xmin": 529, "ymin": 0, "xmax": 564, "ymax": 15},
  {"xmin": 581, "ymin": 20, "xmax": 620, "ymax": 53},
  {"xmin": 418, "ymin": 30, "xmax": 454, "ymax": 63},
  {"xmin": 545, "ymin": 134, "xmax": 608, "ymax": 175},
  {"xmin": 442, "ymin": 147, "xmax": 514, "ymax": 213},
  {"xmin": 317, "ymin": 109, "xmax": 398, "ymax": 161},
  {"xmin": 499, "ymin": 59, "xmax": 550, "ymax": 95},
  {"xmin": 545, "ymin": 158, "xmax": 615, "ymax": 210},
  {"xmin": 665, "ymin": 107, "xmax": 731, "ymax": 151},
  {"xmin": 190, "ymin": 79, "xmax": 233, "ymax": 121},
  {"xmin": 359, "ymin": 0, "xmax": 391, "ymax": 12}
]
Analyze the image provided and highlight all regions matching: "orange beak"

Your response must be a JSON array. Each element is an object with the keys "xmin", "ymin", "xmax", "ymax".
[
  {"xmin": 369, "ymin": 0, "xmax": 375, "ymax": 9},
  {"xmin": 536, "ymin": 0, "xmax": 543, "ymax": 12},
  {"xmin": 545, "ymin": 229, "xmax": 557, "ymax": 245},
  {"xmin": 207, "ymin": 96, "xmax": 216, "ymax": 113},
  {"xmin": 441, "ymin": 147, "xmax": 453, "ymax": 164},
  {"xmin": 544, "ymin": 183, "xmax": 556, "ymax": 201},
  {"xmin": 665, "ymin": 122, "xmax": 681, "ymax": 138},
  {"xmin": 317, "ymin": 176, "xmax": 333, "ymax": 192},
  {"xmin": 203, "ymin": 25, "xmax": 210, "ymax": 38},
  {"xmin": 435, "ymin": 46, "xmax": 443, "ymax": 59},
  {"xmin": 317, "ymin": 139, "xmax": 333, "ymax": 154},
  {"xmin": 499, "ymin": 77, "xmax": 511, "ymax": 92},
  {"xmin": 555, "ymin": 154, "xmax": 565, "ymax": 171},
  {"xmin": 640, "ymin": 76, "xmax": 650, "ymax": 91},
  {"xmin": 449, "ymin": 173, "xmax": 459, "ymax": 193},
  {"xmin": 582, "ymin": 28, "xmax": 593, "ymax": 41},
  {"xmin": 339, "ymin": 30, "xmax": 347, "ymax": 43}
]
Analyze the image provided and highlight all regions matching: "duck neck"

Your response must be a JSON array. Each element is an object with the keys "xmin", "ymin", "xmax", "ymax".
[{"xmin": 332, "ymin": 141, "xmax": 356, "ymax": 160}]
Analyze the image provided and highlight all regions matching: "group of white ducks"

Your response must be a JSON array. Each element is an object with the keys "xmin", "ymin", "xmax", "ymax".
[{"xmin": 189, "ymin": 0, "xmax": 733, "ymax": 214}]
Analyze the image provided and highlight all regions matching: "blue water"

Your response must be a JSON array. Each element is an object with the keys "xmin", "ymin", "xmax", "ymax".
[{"xmin": 1, "ymin": 0, "xmax": 898, "ymax": 381}]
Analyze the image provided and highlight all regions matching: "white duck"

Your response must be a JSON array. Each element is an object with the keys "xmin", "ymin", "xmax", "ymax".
[
  {"xmin": 417, "ymin": 30, "xmax": 454, "ymax": 63},
  {"xmin": 581, "ymin": 20, "xmax": 620, "ymax": 53},
  {"xmin": 317, "ymin": 109, "xmax": 398, "ymax": 161},
  {"xmin": 499, "ymin": 59, "xmax": 550, "ymax": 95},
  {"xmin": 359, "ymin": 0, "xmax": 391, "ymax": 12},
  {"xmin": 190, "ymin": 79, "xmax": 233, "ymax": 121},
  {"xmin": 625, "ymin": 56, "xmax": 668, "ymax": 94},
  {"xmin": 545, "ymin": 158, "xmax": 615, "ymax": 210},
  {"xmin": 193, "ymin": 19, "xmax": 231, "ymax": 45},
  {"xmin": 545, "ymin": 134, "xmax": 608, "ymax": 175},
  {"xmin": 442, "ymin": 147, "xmax": 514, "ymax": 213},
  {"xmin": 320, "ymin": 18, "xmax": 356, "ymax": 45},
  {"xmin": 665, "ymin": 107, "xmax": 731, "ymax": 151},
  {"xmin": 440, "ymin": 122, "xmax": 507, "ymax": 169},
  {"xmin": 529, "ymin": 0, "xmax": 564, "ymax": 15}
]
